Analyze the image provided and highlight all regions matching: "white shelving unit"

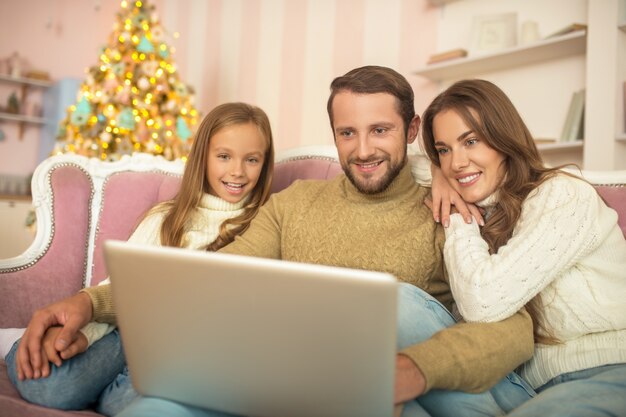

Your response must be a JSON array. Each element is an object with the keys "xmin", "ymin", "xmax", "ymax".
[
  {"xmin": 415, "ymin": 0, "xmax": 626, "ymax": 170},
  {"xmin": 0, "ymin": 74, "xmax": 52, "ymax": 139}
]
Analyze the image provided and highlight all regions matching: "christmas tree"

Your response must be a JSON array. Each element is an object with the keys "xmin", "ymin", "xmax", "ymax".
[{"xmin": 53, "ymin": 0, "xmax": 199, "ymax": 161}]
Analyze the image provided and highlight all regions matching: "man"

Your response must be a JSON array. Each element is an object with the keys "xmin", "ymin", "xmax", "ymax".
[{"xmin": 15, "ymin": 66, "xmax": 535, "ymax": 416}]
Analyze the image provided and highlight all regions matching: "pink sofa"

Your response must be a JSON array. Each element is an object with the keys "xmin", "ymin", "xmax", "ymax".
[{"xmin": 0, "ymin": 147, "xmax": 624, "ymax": 417}]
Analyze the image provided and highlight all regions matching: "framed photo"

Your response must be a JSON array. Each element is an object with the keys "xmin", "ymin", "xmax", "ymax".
[{"xmin": 470, "ymin": 12, "xmax": 517, "ymax": 54}]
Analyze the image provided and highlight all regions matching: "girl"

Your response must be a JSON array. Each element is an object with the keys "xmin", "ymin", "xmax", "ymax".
[
  {"xmin": 7, "ymin": 102, "xmax": 275, "ymax": 416},
  {"xmin": 422, "ymin": 79, "xmax": 626, "ymax": 416}
]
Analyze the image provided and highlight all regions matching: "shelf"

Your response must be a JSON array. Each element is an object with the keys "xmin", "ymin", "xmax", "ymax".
[
  {"xmin": 536, "ymin": 141, "xmax": 583, "ymax": 152},
  {"xmin": 0, "ymin": 194, "xmax": 32, "ymax": 202},
  {"xmin": 0, "ymin": 111, "xmax": 47, "ymax": 125},
  {"xmin": 616, "ymin": 133, "xmax": 626, "ymax": 141},
  {"xmin": 414, "ymin": 31, "xmax": 586, "ymax": 81},
  {"xmin": 426, "ymin": 0, "xmax": 460, "ymax": 6},
  {"xmin": 0, "ymin": 74, "xmax": 53, "ymax": 88}
]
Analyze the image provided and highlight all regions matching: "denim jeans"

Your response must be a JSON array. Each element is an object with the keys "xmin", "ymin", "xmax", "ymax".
[
  {"xmin": 506, "ymin": 363, "xmax": 626, "ymax": 417},
  {"xmin": 117, "ymin": 283, "xmax": 535, "ymax": 417},
  {"xmin": 6, "ymin": 330, "xmax": 138, "ymax": 416}
]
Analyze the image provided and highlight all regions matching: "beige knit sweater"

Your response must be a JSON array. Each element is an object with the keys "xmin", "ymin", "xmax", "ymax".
[{"xmin": 86, "ymin": 164, "xmax": 533, "ymax": 393}]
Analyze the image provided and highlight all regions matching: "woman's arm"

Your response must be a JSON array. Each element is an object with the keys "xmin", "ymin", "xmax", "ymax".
[
  {"xmin": 429, "ymin": 164, "xmax": 484, "ymax": 227},
  {"xmin": 445, "ymin": 176, "xmax": 602, "ymax": 322}
]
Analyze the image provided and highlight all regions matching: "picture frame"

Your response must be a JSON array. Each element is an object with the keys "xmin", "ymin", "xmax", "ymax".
[{"xmin": 469, "ymin": 12, "xmax": 518, "ymax": 55}]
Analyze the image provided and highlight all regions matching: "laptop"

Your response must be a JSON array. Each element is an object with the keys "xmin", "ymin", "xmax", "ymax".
[{"xmin": 104, "ymin": 240, "xmax": 399, "ymax": 417}]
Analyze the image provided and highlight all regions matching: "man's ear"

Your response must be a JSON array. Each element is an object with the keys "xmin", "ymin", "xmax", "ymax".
[{"xmin": 407, "ymin": 115, "xmax": 420, "ymax": 144}]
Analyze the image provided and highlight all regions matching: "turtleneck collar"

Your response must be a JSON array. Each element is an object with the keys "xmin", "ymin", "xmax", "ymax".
[
  {"xmin": 475, "ymin": 191, "xmax": 499, "ymax": 220},
  {"xmin": 199, "ymin": 193, "xmax": 248, "ymax": 212},
  {"xmin": 343, "ymin": 162, "xmax": 417, "ymax": 203}
]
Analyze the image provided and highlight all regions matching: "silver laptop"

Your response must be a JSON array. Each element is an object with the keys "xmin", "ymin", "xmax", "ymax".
[{"xmin": 104, "ymin": 240, "xmax": 398, "ymax": 417}]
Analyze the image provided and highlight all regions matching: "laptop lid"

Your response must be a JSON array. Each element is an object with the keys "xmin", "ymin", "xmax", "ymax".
[{"xmin": 105, "ymin": 240, "xmax": 398, "ymax": 417}]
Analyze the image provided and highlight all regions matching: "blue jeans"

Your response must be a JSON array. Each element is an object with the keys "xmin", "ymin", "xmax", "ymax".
[
  {"xmin": 6, "ymin": 330, "xmax": 138, "ymax": 416},
  {"xmin": 506, "ymin": 363, "xmax": 626, "ymax": 417},
  {"xmin": 117, "ymin": 284, "xmax": 535, "ymax": 417}
]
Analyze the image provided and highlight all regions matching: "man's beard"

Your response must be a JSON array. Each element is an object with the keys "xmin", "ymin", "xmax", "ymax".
[{"xmin": 342, "ymin": 153, "xmax": 406, "ymax": 195}]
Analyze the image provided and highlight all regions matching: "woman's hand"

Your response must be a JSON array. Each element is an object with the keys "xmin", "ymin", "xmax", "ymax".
[{"xmin": 429, "ymin": 164, "xmax": 484, "ymax": 227}]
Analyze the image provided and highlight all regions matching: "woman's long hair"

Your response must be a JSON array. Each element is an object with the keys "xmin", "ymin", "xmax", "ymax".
[
  {"xmin": 158, "ymin": 102, "xmax": 274, "ymax": 252},
  {"xmin": 421, "ymin": 79, "xmax": 565, "ymax": 344}
]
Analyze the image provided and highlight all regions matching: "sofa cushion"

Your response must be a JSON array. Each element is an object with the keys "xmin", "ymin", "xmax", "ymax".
[{"xmin": 595, "ymin": 185, "xmax": 626, "ymax": 236}]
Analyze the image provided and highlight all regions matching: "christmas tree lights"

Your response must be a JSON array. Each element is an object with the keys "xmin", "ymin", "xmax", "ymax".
[{"xmin": 53, "ymin": 0, "xmax": 199, "ymax": 161}]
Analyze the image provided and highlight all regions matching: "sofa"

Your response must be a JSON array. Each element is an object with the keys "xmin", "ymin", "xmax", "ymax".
[{"xmin": 0, "ymin": 146, "xmax": 625, "ymax": 417}]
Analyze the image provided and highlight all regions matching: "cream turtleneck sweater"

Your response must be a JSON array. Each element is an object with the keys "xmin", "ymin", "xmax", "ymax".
[
  {"xmin": 80, "ymin": 193, "xmax": 246, "ymax": 345},
  {"xmin": 444, "ymin": 173, "xmax": 626, "ymax": 389}
]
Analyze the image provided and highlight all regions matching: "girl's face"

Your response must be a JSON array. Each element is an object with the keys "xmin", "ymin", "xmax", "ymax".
[
  {"xmin": 206, "ymin": 122, "xmax": 267, "ymax": 204},
  {"xmin": 432, "ymin": 109, "xmax": 506, "ymax": 203}
]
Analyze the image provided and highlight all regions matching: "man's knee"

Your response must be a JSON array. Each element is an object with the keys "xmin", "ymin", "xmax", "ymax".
[
  {"xmin": 12, "ymin": 367, "xmax": 94, "ymax": 410},
  {"xmin": 396, "ymin": 283, "xmax": 456, "ymax": 349}
]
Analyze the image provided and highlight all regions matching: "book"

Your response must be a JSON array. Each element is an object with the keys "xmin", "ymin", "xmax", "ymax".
[
  {"xmin": 533, "ymin": 138, "xmax": 557, "ymax": 145},
  {"xmin": 545, "ymin": 23, "xmax": 587, "ymax": 39},
  {"xmin": 559, "ymin": 89, "xmax": 585, "ymax": 142},
  {"xmin": 427, "ymin": 48, "xmax": 467, "ymax": 64}
]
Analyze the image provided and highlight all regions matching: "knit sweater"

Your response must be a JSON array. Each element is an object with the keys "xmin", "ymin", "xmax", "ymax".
[
  {"xmin": 444, "ymin": 174, "xmax": 626, "ymax": 389},
  {"xmin": 81, "ymin": 193, "xmax": 246, "ymax": 344},
  {"xmin": 218, "ymin": 164, "xmax": 534, "ymax": 393}
]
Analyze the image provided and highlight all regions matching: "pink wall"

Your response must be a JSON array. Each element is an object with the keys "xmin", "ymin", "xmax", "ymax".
[{"xmin": 0, "ymin": 0, "xmax": 437, "ymax": 177}]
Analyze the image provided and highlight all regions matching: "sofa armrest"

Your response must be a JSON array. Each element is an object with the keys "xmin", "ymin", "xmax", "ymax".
[
  {"xmin": 0, "ymin": 161, "xmax": 93, "ymax": 328},
  {"xmin": 0, "ymin": 153, "xmax": 184, "ymax": 328}
]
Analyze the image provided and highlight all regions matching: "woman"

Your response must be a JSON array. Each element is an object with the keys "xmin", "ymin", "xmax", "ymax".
[{"xmin": 422, "ymin": 79, "xmax": 626, "ymax": 416}]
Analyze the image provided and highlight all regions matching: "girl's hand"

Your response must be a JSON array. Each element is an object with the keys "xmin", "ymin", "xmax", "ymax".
[
  {"xmin": 41, "ymin": 326, "xmax": 88, "ymax": 369},
  {"xmin": 429, "ymin": 164, "xmax": 484, "ymax": 227}
]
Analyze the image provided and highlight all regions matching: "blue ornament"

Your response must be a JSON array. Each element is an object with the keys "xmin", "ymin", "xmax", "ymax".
[
  {"xmin": 117, "ymin": 107, "xmax": 136, "ymax": 130},
  {"xmin": 76, "ymin": 97, "xmax": 92, "ymax": 115},
  {"xmin": 97, "ymin": 114, "xmax": 107, "ymax": 123},
  {"xmin": 137, "ymin": 36, "xmax": 155, "ymax": 53},
  {"xmin": 176, "ymin": 116, "xmax": 191, "ymax": 141},
  {"xmin": 112, "ymin": 62, "xmax": 125, "ymax": 76},
  {"xmin": 70, "ymin": 112, "xmax": 89, "ymax": 126},
  {"xmin": 158, "ymin": 44, "xmax": 170, "ymax": 58}
]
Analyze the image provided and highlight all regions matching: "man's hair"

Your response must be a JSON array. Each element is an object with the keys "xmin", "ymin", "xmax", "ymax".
[{"xmin": 327, "ymin": 66, "xmax": 415, "ymax": 135}]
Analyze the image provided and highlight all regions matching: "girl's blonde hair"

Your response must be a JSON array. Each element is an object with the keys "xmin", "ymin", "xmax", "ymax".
[
  {"xmin": 421, "ymin": 79, "xmax": 567, "ymax": 344},
  {"xmin": 158, "ymin": 102, "xmax": 274, "ymax": 251}
]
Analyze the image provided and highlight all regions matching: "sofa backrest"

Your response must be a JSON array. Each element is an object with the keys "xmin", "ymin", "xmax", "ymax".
[
  {"xmin": 0, "ymin": 149, "xmax": 624, "ymax": 328},
  {"xmin": 563, "ymin": 168, "xmax": 626, "ymax": 236}
]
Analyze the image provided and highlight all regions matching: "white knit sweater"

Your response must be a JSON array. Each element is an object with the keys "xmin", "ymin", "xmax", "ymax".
[
  {"xmin": 80, "ymin": 193, "xmax": 246, "ymax": 346},
  {"xmin": 444, "ymin": 174, "xmax": 626, "ymax": 389}
]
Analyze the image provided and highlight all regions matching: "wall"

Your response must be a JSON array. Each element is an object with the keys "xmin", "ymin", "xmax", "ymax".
[{"xmin": 0, "ymin": 0, "xmax": 438, "ymax": 177}]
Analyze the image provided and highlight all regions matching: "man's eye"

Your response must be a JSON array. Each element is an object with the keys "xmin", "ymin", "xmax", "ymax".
[
  {"xmin": 340, "ymin": 130, "xmax": 353, "ymax": 137},
  {"xmin": 374, "ymin": 128, "xmax": 387, "ymax": 134}
]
